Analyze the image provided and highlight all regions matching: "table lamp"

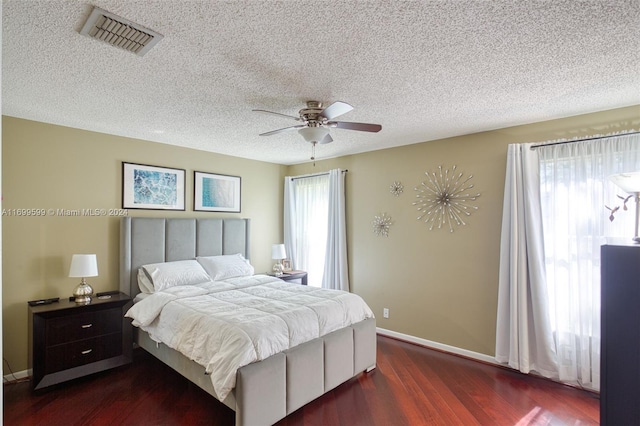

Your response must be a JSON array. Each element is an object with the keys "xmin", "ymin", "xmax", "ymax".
[
  {"xmin": 609, "ymin": 172, "xmax": 640, "ymax": 243},
  {"xmin": 271, "ymin": 244, "xmax": 286, "ymax": 276},
  {"xmin": 69, "ymin": 254, "xmax": 98, "ymax": 303}
]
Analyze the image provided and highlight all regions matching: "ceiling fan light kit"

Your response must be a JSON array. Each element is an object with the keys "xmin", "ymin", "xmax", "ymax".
[
  {"xmin": 298, "ymin": 126, "xmax": 331, "ymax": 144},
  {"xmin": 254, "ymin": 100, "xmax": 382, "ymax": 161}
]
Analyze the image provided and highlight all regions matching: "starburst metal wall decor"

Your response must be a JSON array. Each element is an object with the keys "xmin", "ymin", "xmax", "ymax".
[
  {"xmin": 372, "ymin": 213, "xmax": 393, "ymax": 237},
  {"xmin": 390, "ymin": 181, "xmax": 404, "ymax": 196},
  {"xmin": 413, "ymin": 165, "xmax": 480, "ymax": 232}
]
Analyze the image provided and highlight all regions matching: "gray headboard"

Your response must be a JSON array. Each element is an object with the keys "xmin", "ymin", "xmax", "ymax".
[{"xmin": 120, "ymin": 217, "xmax": 251, "ymax": 297}]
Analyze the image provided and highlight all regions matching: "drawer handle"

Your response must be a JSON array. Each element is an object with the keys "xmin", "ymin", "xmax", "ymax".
[
  {"xmin": 81, "ymin": 349, "xmax": 93, "ymax": 355},
  {"xmin": 81, "ymin": 324, "xmax": 93, "ymax": 329}
]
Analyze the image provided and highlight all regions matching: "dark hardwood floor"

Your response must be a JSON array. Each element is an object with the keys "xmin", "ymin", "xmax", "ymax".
[{"xmin": 4, "ymin": 335, "xmax": 599, "ymax": 425}]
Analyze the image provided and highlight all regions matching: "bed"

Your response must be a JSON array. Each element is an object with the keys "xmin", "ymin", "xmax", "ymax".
[{"xmin": 119, "ymin": 217, "xmax": 377, "ymax": 426}]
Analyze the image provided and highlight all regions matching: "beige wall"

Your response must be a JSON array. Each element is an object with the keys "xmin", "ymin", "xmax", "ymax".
[
  {"xmin": 2, "ymin": 116, "xmax": 286, "ymax": 372},
  {"xmin": 3, "ymin": 105, "xmax": 639, "ymax": 373},
  {"xmin": 288, "ymin": 105, "xmax": 640, "ymax": 356}
]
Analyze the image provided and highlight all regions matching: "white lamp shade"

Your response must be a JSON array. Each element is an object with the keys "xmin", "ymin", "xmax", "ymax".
[
  {"xmin": 298, "ymin": 126, "xmax": 329, "ymax": 143},
  {"xmin": 271, "ymin": 244, "xmax": 286, "ymax": 260},
  {"xmin": 610, "ymin": 172, "xmax": 640, "ymax": 193},
  {"xmin": 69, "ymin": 254, "xmax": 98, "ymax": 277}
]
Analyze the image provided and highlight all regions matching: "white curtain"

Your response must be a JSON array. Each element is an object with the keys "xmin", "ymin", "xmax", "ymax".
[
  {"xmin": 538, "ymin": 134, "xmax": 640, "ymax": 390},
  {"xmin": 495, "ymin": 143, "xmax": 558, "ymax": 379},
  {"xmin": 322, "ymin": 169, "xmax": 349, "ymax": 291},
  {"xmin": 283, "ymin": 169, "xmax": 349, "ymax": 290},
  {"xmin": 496, "ymin": 134, "xmax": 640, "ymax": 391},
  {"xmin": 284, "ymin": 173, "xmax": 329, "ymax": 287}
]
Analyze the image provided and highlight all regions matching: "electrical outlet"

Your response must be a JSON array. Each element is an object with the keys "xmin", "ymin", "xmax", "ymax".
[{"xmin": 383, "ymin": 308, "xmax": 389, "ymax": 318}]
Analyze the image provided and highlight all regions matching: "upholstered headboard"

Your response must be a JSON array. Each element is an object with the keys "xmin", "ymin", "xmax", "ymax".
[{"xmin": 120, "ymin": 217, "xmax": 251, "ymax": 297}]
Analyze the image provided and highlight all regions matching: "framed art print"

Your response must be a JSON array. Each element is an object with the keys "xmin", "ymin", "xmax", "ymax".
[
  {"xmin": 122, "ymin": 162, "xmax": 185, "ymax": 210},
  {"xmin": 194, "ymin": 171, "xmax": 241, "ymax": 212}
]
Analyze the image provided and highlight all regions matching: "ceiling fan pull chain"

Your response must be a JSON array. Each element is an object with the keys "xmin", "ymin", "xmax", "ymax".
[{"xmin": 311, "ymin": 141, "xmax": 316, "ymax": 166}]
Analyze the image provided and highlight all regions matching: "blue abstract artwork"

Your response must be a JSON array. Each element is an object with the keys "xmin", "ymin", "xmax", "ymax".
[
  {"xmin": 133, "ymin": 169, "xmax": 177, "ymax": 206},
  {"xmin": 202, "ymin": 177, "xmax": 235, "ymax": 208}
]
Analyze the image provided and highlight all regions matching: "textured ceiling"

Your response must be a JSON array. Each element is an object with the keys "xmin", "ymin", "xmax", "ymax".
[{"xmin": 3, "ymin": 1, "xmax": 639, "ymax": 165}]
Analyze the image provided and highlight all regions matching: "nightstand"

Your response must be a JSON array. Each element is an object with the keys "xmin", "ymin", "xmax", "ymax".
[
  {"xmin": 28, "ymin": 292, "xmax": 133, "ymax": 390},
  {"xmin": 266, "ymin": 270, "xmax": 308, "ymax": 285}
]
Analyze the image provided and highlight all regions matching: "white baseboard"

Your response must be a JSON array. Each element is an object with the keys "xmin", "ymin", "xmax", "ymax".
[
  {"xmin": 4, "ymin": 368, "xmax": 30, "ymax": 383},
  {"xmin": 376, "ymin": 327, "xmax": 498, "ymax": 366}
]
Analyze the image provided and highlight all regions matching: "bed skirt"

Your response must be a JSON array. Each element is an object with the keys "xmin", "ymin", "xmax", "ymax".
[{"xmin": 135, "ymin": 317, "xmax": 377, "ymax": 426}]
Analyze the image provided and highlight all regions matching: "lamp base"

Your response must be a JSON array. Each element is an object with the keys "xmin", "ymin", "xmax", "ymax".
[
  {"xmin": 73, "ymin": 281, "xmax": 93, "ymax": 304},
  {"xmin": 273, "ymin": 262, "xmax": 284, "ymax": 277}
]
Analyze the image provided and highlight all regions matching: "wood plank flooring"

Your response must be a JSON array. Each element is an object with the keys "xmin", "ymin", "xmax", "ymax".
[{"xmin": 4, "ymin": 335, "xmax": 599, "ymax": 425}]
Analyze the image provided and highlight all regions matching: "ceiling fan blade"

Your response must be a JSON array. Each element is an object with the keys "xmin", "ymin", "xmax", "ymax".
[
  {"xmin": 328, "ymin": 121, "xmax": 382, "ymax": 133},
  {"xmin": 252, "ymin": 109, "xmax": 301, "ymax": 121},
  {"xmin": 318, "ymin": 133, "xmax": 333, "ymax": 144},
  {"xmin": 319, "ymin": 101, "xmax": 353, "ymax": 120},
  {"xmin": 259, "ymin": 125, "xmax": 305, "ymax": 136}
]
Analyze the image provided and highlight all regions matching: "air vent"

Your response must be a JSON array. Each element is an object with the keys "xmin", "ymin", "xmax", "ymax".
[{"xmin": 80, "ymin": 7, "xmax": 163, "ymax": 56}]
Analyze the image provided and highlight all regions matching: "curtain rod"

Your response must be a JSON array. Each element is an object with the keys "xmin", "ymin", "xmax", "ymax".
[
  {"xmin": 290, "ymin": 169, "xmax": 348, "ymax": 181},
  {"xmin": 530, "ymin": 130, "xmax": 640, "ymax": 149}
]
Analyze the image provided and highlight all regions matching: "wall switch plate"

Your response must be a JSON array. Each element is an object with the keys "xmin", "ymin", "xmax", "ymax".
[{"xmin": 383, "ymin": 308, "xmax": 389, "ymax": 318}]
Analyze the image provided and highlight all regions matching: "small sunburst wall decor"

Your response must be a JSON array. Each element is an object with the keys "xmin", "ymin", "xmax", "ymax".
[
  {"xmin": 413, "ymin": 165, "xmax": 480, "ymax": 232},
  {"xmin": 372, "ymin": 213, "xmax": 393, "ymax": 237},
  {"xmin": 390, "ymin": 181, "xmax": 404, "ymax": 196}
]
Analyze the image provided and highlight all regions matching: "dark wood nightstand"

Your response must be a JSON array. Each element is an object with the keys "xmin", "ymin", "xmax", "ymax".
[
  {"xmin": 28, "ymin": 292, "xmax": 133, "ymax": 390},
  {"xmin": 266, "ymin": 270, "xmax": 308, "ymax": 285}
]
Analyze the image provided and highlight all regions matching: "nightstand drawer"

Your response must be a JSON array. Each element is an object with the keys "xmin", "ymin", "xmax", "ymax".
[
  {"xmin": 45, "ymin": 332, "xmax": 122, "ymax": 373},
  {"xmin": 45, "ymin": 308, "xmax": 121, "ymax": 345}
]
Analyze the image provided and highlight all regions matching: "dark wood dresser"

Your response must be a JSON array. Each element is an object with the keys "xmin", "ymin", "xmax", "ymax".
[
  {"xmin": 28, "ymin": 293, "xmax": 133, "ymax": 390},
  {"xmin": 600, "ymin": 243, "xmax": 640, "ymax": 425}
]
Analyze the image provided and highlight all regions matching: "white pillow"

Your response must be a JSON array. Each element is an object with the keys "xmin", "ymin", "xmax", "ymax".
[
  {"xmin": 140, "ymin": 260, "xmax": 212, "ymax": 292},
  {"xmin": 196, "ymin": 254, "xmax": 254, "ymax": 281},
  {"xmin": 137, "ymin": 268, "xmax": 155, "ymax": 294}
]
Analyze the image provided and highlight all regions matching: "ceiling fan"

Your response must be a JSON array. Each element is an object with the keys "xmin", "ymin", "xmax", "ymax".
[{"xmin": 253, "ymin": 100, "xmax": 382, "ymax": 145}]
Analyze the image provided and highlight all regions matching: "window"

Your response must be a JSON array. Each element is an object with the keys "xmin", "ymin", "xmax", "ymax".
[
  {"xmin": 284, "ymin": 169, "xmax": 349, "ymax": 291},
  {"xmin": 496, "ymin": 134, "xmax": 639, "ymax": 391},
  {"xmin": 538, "ymin": 137, "xmax": 639, "ymax": 389},
  {"xmin": 284, "ymin": 174, "xmax": 329, "ymax": 287}
]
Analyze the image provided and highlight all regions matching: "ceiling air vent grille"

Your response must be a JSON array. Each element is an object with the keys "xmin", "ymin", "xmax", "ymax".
[{"xmin": 79, "ymin": 7, "xmax": 163, "ymax": 56}]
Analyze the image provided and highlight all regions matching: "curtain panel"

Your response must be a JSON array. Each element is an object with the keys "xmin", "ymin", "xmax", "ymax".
[
  {"xmin": 322, "ymin": 169, "xmax": 350, "ymax": 291},
  {"xmin": 495, "ymin": 143, "xmax": 558, "ymax": 378}
]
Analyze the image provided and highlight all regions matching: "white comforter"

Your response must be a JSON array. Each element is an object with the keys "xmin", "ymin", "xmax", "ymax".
[{"xmin": 125, "ymin": 275, "xmax": 374, "ymax": 400}]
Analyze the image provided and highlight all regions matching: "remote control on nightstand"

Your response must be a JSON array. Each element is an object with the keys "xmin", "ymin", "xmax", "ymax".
[{"xmin": 28, "ymin": 297, "xmax": 59, "ymax": 306}]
